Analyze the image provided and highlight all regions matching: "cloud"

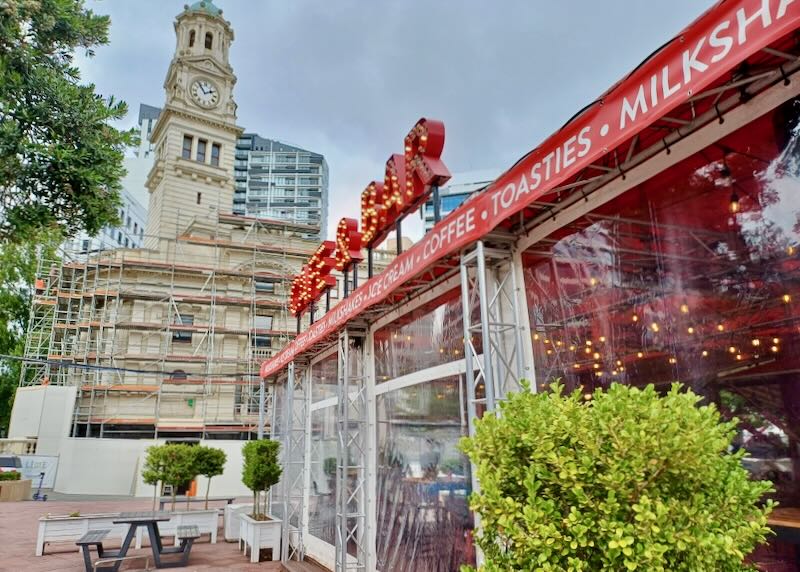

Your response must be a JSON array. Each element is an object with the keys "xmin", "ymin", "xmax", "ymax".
[{"xmin": 80, "ymin": 0, "xmax": 711, "ymax": 239}]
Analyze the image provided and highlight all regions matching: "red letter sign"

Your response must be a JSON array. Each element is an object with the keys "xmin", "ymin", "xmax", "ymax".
[{"xmin": 335, "ymin": 217, "xmax": 364, "ymax": 271}]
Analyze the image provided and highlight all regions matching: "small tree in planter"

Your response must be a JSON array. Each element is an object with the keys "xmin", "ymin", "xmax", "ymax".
[
  {"xmin": 460, "ymin": 382, "xmax": 775, "ymax": 572},
  {"xmin": 142, "ymin": 445, "xmax": 168, "ymax": 511},
  {"xmin": 242, "ymin": 439, "xmax": 282, "ymax": 520},
  {"xmin": 194, "ymin": 446, "xmax": 227, "ymax": 509},
  {"xmin": 143, "ymin": 444, "xmax": 199, "ymax": 511}
]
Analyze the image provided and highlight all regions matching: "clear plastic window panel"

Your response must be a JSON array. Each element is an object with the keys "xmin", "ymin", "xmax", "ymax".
[
  {"xmin": 308, "ymin": 405, "xmax": 337, "ymax": 546},
  {"xmin": 522, "ymin": 99, "xmax": 800, "ymax": 569},
  {"xmin": 374, "ymin": 291, "xmax": 480, "ymax": 382},
  {"xmin": 376, "ymin": 377, "xmax": 476, "ymax": 572}
]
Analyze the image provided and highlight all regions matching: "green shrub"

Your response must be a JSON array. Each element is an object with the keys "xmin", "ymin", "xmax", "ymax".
[
  {"xmin": 242, "ymin": 439, "xmax": 281, "ymax": 520},
  {"xmin": 0, "ymin": 471, "xmax": 21, "ymax": 481},
  {"xmin": 459, "ymin": 382, "xmax": 774, "ymax": 572}
]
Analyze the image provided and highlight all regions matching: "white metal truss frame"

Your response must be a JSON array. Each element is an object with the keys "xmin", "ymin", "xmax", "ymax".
[
  {"xmin": 460, "ymin": 240, "xmax": 526, "ymax": 430},
  {"xmin": 281, "ymin": 360, "xmax": 311, "ymax": 561},
  {"xmin": 335, "ymin": 328, "xmax": 369, "ymax": 572}
]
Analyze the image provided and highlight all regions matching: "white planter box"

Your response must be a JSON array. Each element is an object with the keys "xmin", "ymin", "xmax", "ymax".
[
  {"xmin": 224, "ymin": 504, "xmax": 252, "ymax": 542},
  {"xmin": 36, "ymin": 513, "xmax": 128, "ymax": 556},
  {"xmin": 239, "ymin": 513, "xmax": 281, "ymax": 563},
  {"xmin": 136, "ymin": 509, "xmax": 219, "ymax": 547}
]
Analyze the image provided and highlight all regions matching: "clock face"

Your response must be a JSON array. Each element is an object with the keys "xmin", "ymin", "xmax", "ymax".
[{"xmin": 190, "ymin": 79, "xmax": 220, "ymax": 108}]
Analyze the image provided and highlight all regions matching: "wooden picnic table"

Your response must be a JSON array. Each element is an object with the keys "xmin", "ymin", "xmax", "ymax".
[
  {"xmin": 112, "ymin": 512, "xmax": 172, "ymax": 570},
  {"xmin": 158, "ymin": 495, "xmax": 236, "ymax": 510}
]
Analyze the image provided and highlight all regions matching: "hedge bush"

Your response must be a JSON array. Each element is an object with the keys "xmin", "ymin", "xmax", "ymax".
[
  {"xmin": 459, "ymin": 382, "xmax": 774, "ymax": 571},
  {"xmin": 0, "ymin": 471, "xmax": 21, "ymax": 481}
]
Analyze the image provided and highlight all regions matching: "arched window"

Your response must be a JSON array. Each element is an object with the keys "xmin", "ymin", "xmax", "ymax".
[
  {"xmin": 189, "ymin": 30, "xmax": 196, "ymax": 47},
  {"xmin": 204, "ymin": 32, "xmax": 213, "ymax": 49}
]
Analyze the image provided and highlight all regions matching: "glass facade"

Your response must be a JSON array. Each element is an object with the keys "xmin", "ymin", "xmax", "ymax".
[{"xmin": 523, "ymin": 99, "xmax": 800, "ymax": 569}]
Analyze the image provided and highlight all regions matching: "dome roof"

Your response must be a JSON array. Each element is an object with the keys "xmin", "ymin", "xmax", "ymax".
[{"xmin": 186, "ymin": 1, "xmax": 222, "ymax": 16}]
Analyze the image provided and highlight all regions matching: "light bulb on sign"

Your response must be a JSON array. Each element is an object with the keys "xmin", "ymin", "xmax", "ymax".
[{"xmin": 729, "ymin": 192, "xmax": 740, "ymax": 214}]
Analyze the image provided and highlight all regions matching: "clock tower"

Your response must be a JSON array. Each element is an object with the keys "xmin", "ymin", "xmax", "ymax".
[{"xmin": 144, "ymin": 0, "xmax": 241, "ymax": 247}]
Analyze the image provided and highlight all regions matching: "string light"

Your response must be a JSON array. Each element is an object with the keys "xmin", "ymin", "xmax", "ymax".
[
  {"xmin": 619, "ymin": 366, "xmax": 625, "ymax": 372},
  {"xmin": 687, "ymin": 327, "xmax": 695, "ymax": 334},
  {"xmin": 783, "ymin": 294, "xmax": 791, "ymax": 303},
  {"xmin": 771, "ymin": 345, "xmax": 779, "ymax": 353},
  {"xmin": 651, "ymin": 322, "xmax": 660, "ymax": 332},
  {"xmin": 632, "ymin": 314, "xmax": 639, "ymax": 322},
  {"xmin": 590, "ymin": 277, "xmax": 598, "ymax": 286},
  {"xmin": 593, "ymin": 352, "xmax": 600, "ymax": 360},
  {"xmin": 573, "ymin": 363, "xmax": 580, "ymax": 369},
  {"xmin": 729, "ymin": 346, "xmax": 736, "ymax": 354},
  {"xmin": 717, "ymin": 324, "xmax": 725, "ymax": 332},
  {"xmin": 585, "ymin": 340, "xmax": 592, "ymax": 346},
  {"xmin": 584, "ymin": 347, "xmax": 592, "ymax": 355},
  {"xmin": 616, "ymin": 360, "xmax": 623, "ymax": 366},
  {"xmin": 637, "ymin": 352, "xmax": 644, "ymax": 358},
  {"xmin": 556, "ymin": 340, "xmax": 563, "ymax": 347},
  {"xmin": 593, "ymin": 363, "xmax": 600, "ymax": 369},
  {"xmin": 533, "ymin": 333, "xmax": 540, "ymax": 341},
  {"xmin": 702, "ymin": 350, "xmax": 708, "ymax": 357},
  {"xmin": 596, "ymin": 371, "xmax": 604, "ymax": 377},
  {"xmin": 669, "ymin": 357, "xmax": 677, "ymax": 364},
  {"xmin": 569, "ymin": 345, "xmax": 576, "ymax": 351},
  {"xmin": 729, "ymin": 191, "xmax": 740, "ymax": 214},
  {"xmin": 736, "ymin": 354, "xmax": 742, "ymax": 361},
  {"xmin": 599, "ymin": 336, "xmax": 606, "ymax": 343},
  {"xmin": 680, "ymin": 304, "xmax": 689, "ymax": 314},
  {"xmin": 773, "ymin": 337, "xmax": 780, "ymax": 345},
  {"xmin": 544, "ymin": 339, "xmax": 551, "ymax": 344}
]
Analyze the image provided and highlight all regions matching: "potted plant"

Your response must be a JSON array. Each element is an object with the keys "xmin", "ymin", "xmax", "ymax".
[
  {"xmin": 239, "ymin": 439, "xmax": 282, "ymax": 562},
  {"xmin": 193, "ymin": 446, "xmax": 227, "ymax": 509},
  {"xmin": 460, "ymin": 381, "xmax": 775, "ymax": 571},
  {"xmin": 141, "ymin": 444, "xmax": 198, "ymax": 511},
  {"xmin": 142, "ymin": 445, "xmax": 168, "ymax": 511}
]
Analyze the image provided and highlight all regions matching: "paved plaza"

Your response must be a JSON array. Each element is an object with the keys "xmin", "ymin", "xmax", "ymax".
[{"xmin": 0, "ymin": 496, "xmax": 284, "ymax": 572}]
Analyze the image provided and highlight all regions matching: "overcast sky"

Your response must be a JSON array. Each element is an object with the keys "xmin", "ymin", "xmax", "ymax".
[{"xmin": 80, "ymin": 0, "xmax": 711, "ymax": 240}]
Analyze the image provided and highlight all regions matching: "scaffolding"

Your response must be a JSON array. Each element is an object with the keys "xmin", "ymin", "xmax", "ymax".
[{"xmin": 20, "ymin": 213, "xmax": 318, "ymax": 440}]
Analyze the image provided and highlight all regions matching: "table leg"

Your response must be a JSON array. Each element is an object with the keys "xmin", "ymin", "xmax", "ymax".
[
  {"xmin": 146, "ymin": 522, "xmax": 165, "ymax": 568},
  {"xmin": 111, "ymin": 525, "xmax": 138, "ymax": 572}
]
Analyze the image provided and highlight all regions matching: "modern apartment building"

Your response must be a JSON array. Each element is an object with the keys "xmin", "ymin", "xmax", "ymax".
[{"xmin": 234, "ymin": 134, "xmax": 329, "ymax": 239}]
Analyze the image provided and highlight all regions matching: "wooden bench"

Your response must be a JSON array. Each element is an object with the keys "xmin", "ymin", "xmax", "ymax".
[
  {"xmin": 158, "ymin": 495, "xmax": 236, "ymax": 511},
  {"xmin": 76, "ymin": 529, "xmax": 113, "ymax": 572},
  {"xmin": 155, "ymin": 525, "xmax": 200, "ymax": 569}
]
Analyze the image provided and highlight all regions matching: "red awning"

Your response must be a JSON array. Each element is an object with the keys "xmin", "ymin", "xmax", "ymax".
[{"xmin": 262, "ymin": 0, "xmax": 800, "ymax": 379}]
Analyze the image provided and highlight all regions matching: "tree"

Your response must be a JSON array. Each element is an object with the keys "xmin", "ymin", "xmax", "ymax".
[
  {"xmin": 141, "ymin": 444, "xmax": 169, "ymax": 512},
  {"xmin": 242, "ymin": 439, "xmax": 281, "ymax": 520},
  {"xmin": 0, "ymin": 231, "xmax": 60, "ymax": 435},
  {"xmin": 194, "ymin": 446, "xmax": 227, "ymax": 509},
  {"xmin": 142, "ymin": 444, "xmax": 199, "ymax": 512},
  {"xmin": 459, "ymin": 382, "xmax": 775, "ymax": 572},
  {"xmin": 0, "ymin": 0, "xmax": 135, "ymax": 241}
]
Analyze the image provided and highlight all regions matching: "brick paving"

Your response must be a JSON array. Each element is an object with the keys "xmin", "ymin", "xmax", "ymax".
[{"xmin": 0, "ymin": 497, "xmax": 284, "ymax": 571}]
